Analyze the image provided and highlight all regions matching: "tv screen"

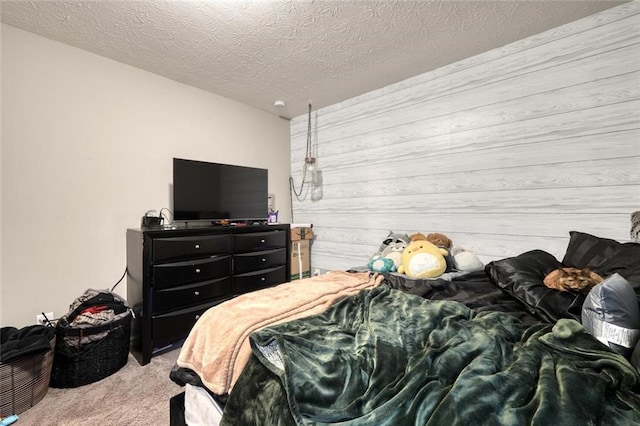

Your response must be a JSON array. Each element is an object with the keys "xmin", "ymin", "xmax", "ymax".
[{"xmin": 173, "ymin": 158, "xmax": 268, "ymax": 222}]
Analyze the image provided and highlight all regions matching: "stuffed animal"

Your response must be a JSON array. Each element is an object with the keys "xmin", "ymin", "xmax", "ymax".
[
  {"xmin": 426, "ymin": 232, "xmax": 453, "ymax": 248},
  {"xmin": 450, "ymin": 247, "xmax": 484, "ymax": 272},
  {"xmin": 632, "ymin": 211, "xmax": 640, "ymax": 242},
  {"xmin": 368, "ymin": 257, "xmax": 397, "ymax": 273},
  {"xmin": 371, "ymin": 231, "xmax": 410, "ymax": 259},
  {"xmin": 409, "ymin": 232, "xmax": 428, "ymax": 242},
  {"xmin": 397, "ymin": 240, "xmax": 449, "ymax": 279},
  {"xmin": 378, "ymin": 240, "xmax": 407, "ymax": 268}
]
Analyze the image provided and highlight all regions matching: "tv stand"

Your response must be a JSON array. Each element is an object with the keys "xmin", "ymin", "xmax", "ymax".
[{"xmin": 126, "ymin": 223, "xmax": 290, "ymax": 365}]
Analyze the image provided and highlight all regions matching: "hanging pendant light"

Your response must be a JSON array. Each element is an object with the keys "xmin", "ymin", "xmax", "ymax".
[
  {"xmin": 304, "ymin": 103, "xmax": 316, "ymax": 183},
  {"xmin": 290, "ymin": 103, "xmax": 323, "ymax": 202},
  {"xmin": 304, "ymin": 156, "xmax": 316, "ymax": 183}
]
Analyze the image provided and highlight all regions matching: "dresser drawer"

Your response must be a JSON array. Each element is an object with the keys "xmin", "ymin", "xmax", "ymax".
[
  {"xmin": 153, "ymin": 255, "xmax": 231, "ymax": 290},
  {"xmin": 233, "ymin": 248, "xmax": 287, "ymax": 275},
  {"xmin": 232, "ymin": 230, "xmax": 287, "ymax": 253},
  {"xmin": 152, "ymin": 301, "xmax": 220, "ymax": 348},
  {"xmin": 152, "ymin": 277, "xmax": 232, "ymax": 313},
  {"xmin": 152, "ymin": 234, "xmax": 231, "ymax": 263},
  {"xmin": 233, "ymin": 265, "xmax": 287, "ymax": 294}
]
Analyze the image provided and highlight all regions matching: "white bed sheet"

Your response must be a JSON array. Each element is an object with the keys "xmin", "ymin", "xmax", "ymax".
[{"xmin": 184, "ymin": 383, "xmax": 224, "ymax": 426}]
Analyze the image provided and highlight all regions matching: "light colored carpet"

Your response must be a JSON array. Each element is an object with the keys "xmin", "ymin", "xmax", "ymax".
[{"xmin": 15, "ymin": 348, "xmax": 183, "ymax": 425}]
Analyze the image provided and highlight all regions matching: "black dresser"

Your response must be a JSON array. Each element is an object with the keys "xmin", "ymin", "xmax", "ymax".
[{"xmin": 126, "ymin": 224, "xmax": 290, "ymax": 365}]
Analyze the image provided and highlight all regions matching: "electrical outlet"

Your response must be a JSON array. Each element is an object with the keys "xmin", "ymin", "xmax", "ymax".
[{"xmin": 36, "ymin": 312, "xmax": 54, "ymax": 325}]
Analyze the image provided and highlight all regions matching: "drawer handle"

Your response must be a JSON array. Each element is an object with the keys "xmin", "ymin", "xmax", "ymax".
[
  {"xmin": 194, "ymin": 244, "xmax": 200, "ymax": 249},
  {"xmin": 261, "ymin": 277, "xmax": 266, "ymax": 281},
  {"xmin": 260, "ymin": 239, "xmax": 266, "ymax": 243},
  {"xmin": 261, "ymin": 258, "xmax": 266, "ymax": 262},
  {"xmin": 195, "ymin": 314, "xmax": 200, "ymax": 320},
  {"xmin": 195, "ymin": 268, "xmax": 201, "ymax": 273},
  {"xmin": 194, "ymin": 291, "xmax": 200, "ymax": 296}
]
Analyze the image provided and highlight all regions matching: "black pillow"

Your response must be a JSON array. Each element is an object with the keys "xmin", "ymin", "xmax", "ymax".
[
  {"xmin": 582, "ymin": 273, "xmax": 640, "ymax": 359},
  {"xmin": 485, "ymin": 250, "xmax": 585, "ymax": 323},
  {"xmin": 562, "ymin": 231, "xmax": 640, "ymax": 294}
]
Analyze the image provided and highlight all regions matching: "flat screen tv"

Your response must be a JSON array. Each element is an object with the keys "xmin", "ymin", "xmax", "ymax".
[{"xmin": 173, "ymin": 158, "xmax": 268, "ymax": 222}]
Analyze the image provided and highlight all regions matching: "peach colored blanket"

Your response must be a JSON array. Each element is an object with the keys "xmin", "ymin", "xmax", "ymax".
[{"xmin": 176, "ymin": 271, "xmax": 383, "ymax": 395}]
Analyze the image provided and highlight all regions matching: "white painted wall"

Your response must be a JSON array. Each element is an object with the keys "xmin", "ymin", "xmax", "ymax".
[
  {"xmin": 291, "ymin": 3, "xmax": 640, "ymax": 271},
  {"xmin": 0, "ymin": 25, "xmax": 291, "ymax": 327}
]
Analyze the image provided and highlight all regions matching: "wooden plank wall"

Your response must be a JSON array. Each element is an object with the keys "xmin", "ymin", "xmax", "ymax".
[{"xmin": 290, "ymin": 3, "xmax": 640, "ymax": 271}]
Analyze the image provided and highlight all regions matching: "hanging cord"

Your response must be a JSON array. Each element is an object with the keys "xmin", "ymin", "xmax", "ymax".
[
  {"xmin": 290, "ymin": 183, "xmax": 295, "ymax": 223},
  {"xmin": 290, "ymin": 103, "xmax": 313, "ymax": 200},
  {"xmin": 111, "ymin": 266, "xmax": 128, "ymax": 292},
  {"xmin": 305, "ymin": 103, "xmax": 313, "ymax": 161},
  {"xmin": 289, "ymin": 175, "xmax": 305, "ymax": 199}
]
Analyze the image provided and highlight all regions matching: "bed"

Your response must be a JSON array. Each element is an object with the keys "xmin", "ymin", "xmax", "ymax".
[{"xmin": 170, "ymin": 231, "xmax": 640, "ymax": 425}]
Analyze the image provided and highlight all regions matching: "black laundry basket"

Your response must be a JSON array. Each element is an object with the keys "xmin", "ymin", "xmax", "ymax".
[{"xmin": 50, "ymin": 291, "xmax": 132, "ymax": 388}]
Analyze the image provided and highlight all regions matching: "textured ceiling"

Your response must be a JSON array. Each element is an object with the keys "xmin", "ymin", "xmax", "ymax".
[{"xmin": 0, "ymin": 0, "xmax": 627, "ymax": 119}]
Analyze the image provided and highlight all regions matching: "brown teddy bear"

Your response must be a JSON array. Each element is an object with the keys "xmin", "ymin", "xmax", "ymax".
[
  {"xmin": 426, "ymin": 232, "xmax": 452, "ymax": 248},
  {"xmin": 409, "ymin": 232, "xmax": 427, "ymax": 242},
  {"xmin": 409, "ymin": 232, "xmax": 452, "ymax": 248}
]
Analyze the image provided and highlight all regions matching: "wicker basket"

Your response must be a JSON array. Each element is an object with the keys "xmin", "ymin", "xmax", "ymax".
[
  {"xmin": 50, "ymin": 312, "xmax": 131, "ymax": 388},
  {"xmin": 0, "ymin": 336, "xmax": 55, "ymax": 417}
]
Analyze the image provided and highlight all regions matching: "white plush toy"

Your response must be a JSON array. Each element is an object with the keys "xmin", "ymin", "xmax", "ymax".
[{"xmin": 451, "ymin": 247, "xmax": 484, "ymax": 272}]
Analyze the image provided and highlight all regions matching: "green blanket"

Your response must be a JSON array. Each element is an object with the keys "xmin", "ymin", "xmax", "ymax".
[{"xmin": 221, "ymin": 286, "xmax": 640, "ymax": 425}]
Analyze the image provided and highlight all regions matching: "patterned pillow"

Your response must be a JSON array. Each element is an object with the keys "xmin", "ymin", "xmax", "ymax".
[
  {"xmin": 582, "ymin": 273, "xmax": 640, "ymax": 359},
  {"xmin": 562, "ymin": 231, "xmax": 640, "ymax": 295}
]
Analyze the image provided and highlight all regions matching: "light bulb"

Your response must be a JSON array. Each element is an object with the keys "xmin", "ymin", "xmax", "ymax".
[{"xmin": 304, "ymin": 157, "xmax": 316, "ymax": 182}]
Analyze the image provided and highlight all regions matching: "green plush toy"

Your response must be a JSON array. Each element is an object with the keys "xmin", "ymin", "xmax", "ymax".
[
  {"xmin": 397, "ymin": 240, "xmax": 448, "ymax": 278},
  {"xmin": 368, "ymin": 257, "xmax": 397, "ymax": 273}
]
